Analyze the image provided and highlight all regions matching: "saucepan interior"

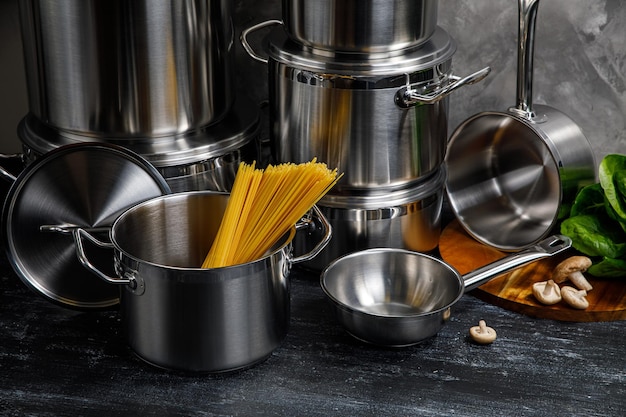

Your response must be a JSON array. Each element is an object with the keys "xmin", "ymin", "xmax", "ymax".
[
  {"xmin": 320, "ymin": 248, "xmax": 463, "ymax": 347},
  {"xmin": 320, "ymin": 235, "xmax": 571, "ymax": 346}
]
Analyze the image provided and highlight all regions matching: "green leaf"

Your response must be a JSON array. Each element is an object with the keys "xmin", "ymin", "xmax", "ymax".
[
  {"xmin": 570, "ymin": 183, "xmax": 606, "ymax": 217},
  {"xmin": 588, "ymin": 257, "xmax": 626, "ymax": 278},
  {"xmin": 560, "ymin": 214, "xmax": 626, "ymax": 258},
  {"xmin": 599, "ymin": 154, "xmax": 626, "ymax": 221}
]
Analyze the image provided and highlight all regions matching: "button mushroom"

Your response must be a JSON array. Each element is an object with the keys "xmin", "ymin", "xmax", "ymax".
[
  {"xmin": 469, "ymin": 320, "xmax": 497, "ymax": 345},
  {"xmin": 552, "ymin": 256, "xmax": 593, "ymax": 291},
  {"xmin": 532, "ymin": 279, "xmax": 562, "ymax": 305},
  {"xmin": 561, "ymin": 286, "xmax": 590, "ymax": 310}
]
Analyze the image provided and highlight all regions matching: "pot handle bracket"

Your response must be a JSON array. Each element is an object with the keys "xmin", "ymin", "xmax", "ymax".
[
  {"xmin": 395, "ymin": 66, "xmax": 491, "ymax": 108},
  {"xmin": 41, "ymin": 224, "xmax": 138, "ymax": 289},
  {"xmin": 291, "ymin": 205, "xmax": 332, "ymax": 264}
]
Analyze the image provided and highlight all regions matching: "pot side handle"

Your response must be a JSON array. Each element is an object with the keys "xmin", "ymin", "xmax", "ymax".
[
  {"xmin": 240, "ymin": 19, "xmax": 283, "ymax": 64},
  {"xmin": 291, "ymin": 205, "xmax": 332, "ymax": 264},
  {"xmin": 0, "ymin": 153, "xmax": 23, "ymax": 182},
  {"xmin": 41, "ymin": 224, "xmax": 135, "ymax": 287},
  {"xmin": 395, "ymin": 66, "xmax": 491, "ymax": 108},
  {"xmin": 70, "ymin": 228, "xmax": 137, "ymax": 287}
]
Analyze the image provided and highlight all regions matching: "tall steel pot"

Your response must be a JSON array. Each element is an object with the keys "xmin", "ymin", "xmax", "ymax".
[{"xmin": 19, "ymin": 0, "xmax": 234, "ymax": 139}]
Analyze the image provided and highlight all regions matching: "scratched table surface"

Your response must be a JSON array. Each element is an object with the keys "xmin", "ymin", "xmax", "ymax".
[
  {"xmin": 0, "ymin": 160, "xmax": 623, "ymax": 417},
  {"xmin": 1, "ymin": 251, "xmax": 625, "ymax": 417}
]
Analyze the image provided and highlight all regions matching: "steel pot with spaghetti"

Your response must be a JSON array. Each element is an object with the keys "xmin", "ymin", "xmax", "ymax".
[{"xmin": 46, "ymin": 161, "xmax": 338, "ymax": 373}]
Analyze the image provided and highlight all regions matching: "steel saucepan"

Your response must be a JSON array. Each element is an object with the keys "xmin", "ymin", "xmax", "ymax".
[
  {"xmin": 320, "ymin": 235, "xmax": 571, "ymax": 347},
  {"xmin": 445, "ymin": 0, "xmax": 595, "ymax": 251}
]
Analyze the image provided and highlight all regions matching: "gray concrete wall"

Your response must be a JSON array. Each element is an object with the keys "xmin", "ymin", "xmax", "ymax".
[{"xmin": 1, "ymin": 0, "xmax": 624, "ymax": 164}]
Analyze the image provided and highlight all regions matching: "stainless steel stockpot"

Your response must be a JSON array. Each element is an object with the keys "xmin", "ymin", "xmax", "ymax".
[
  {"xmin": 242, "ymin": 23, "xmax": 489, "ymax": 193},
  {"xmin": 18, "ymin": 98, "xmax": 261, "ymax": 193},
  {"xmin": 295, "ymin": 167, "xmax": 446, "ymax": 271},
  {"xmin": 282, "ymin": 0, "xmax": 438, "ymax": 54},
  {"xmin": 67, "ymin": 192, "xmax": 331, "ymax": 373},
  {"xmin": 19, "ymin": 0, "xmax": 234, "ymax": 138}
]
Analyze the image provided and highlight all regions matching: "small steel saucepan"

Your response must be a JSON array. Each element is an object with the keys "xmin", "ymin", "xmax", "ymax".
[
  {"xmin": 445, "ymin": 0, "xmax": 595, "ymax": 251},
  {"xmin": 320, "ymin": 235, "xmax": 571, "ymax": 347}
]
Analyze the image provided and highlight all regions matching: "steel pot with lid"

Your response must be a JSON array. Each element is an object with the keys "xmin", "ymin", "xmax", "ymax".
[
  {"xmin": 282, "ymin": 0, "xmax": 438, "ymax": 54},
  {"xmin": 242, "ymin": 22, "xmax": 489, "ymax": 193},
  {"xmin": 19, "ymin": 0, "xmax": 234, "ymax": 139},
  {"xmin": 445, "ymin": 0, "xmax": 595, "ymax": 251},
  {"xmin": 18, "ymin": 97, "xmax": 261, "ymax": 193}
]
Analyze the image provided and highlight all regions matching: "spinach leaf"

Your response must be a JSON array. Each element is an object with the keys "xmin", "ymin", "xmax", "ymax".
[
  {"xmin": 588, "ymin": 257, "xmax": 626, "ymax": 278},
  {"xmin": 560, "ymin": 214, "xmax": 626, "ymax": 258},
  {"xmin": 570, "ymin": 183, "xmax": 606, "ymax": 217},
  {"xmin": 599, "ymin": 154, "xmax": 626, "ymax": 221}
]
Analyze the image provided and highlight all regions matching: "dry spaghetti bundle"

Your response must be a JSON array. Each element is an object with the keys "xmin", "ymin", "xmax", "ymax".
[{"xmin": 202, "ymin": 159, "xmax": 340, "ymax": 268}]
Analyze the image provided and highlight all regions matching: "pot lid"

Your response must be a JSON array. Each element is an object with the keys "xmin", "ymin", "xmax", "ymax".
[
  {"xmin": 18, "ymin": 97, "xmax": 260, "ymax": 168},
  {"xmin": 2, "ymin": 143, "xmax": 171, "ymax": 310},
  {"xmin": 267, "ymin": 26, "xmax": 456, "ymax": 77}
]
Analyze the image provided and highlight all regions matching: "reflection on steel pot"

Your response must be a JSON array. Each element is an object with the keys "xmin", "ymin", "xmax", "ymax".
[
  {"xmin": 1, "ymin": 143, "xmax": 171, "ymax": 310},
  {"xmin": 19, "ymin": 0, "xmax": 234, "ymax": 138},
  {"xmin": 445, "ymin": 0, "xmax": 595, "ymax": 251},
  {"xmin": 242, "ymin": 23, "xmax": 489, "ymax": 193},
  {"xmin": 62, "ymin": 192, "xmax": 331, "ymax": 373},
  {"xmin": 295, "ymin": 167, "xmax": 445, "ymax": 271},
  {"xmin": 321, "ymin": 235, "xmax": 571, "ymax": 347},
  {"xmin": 282, "ymin": 0, "xmax": 438, "ymax": 54},
  {"xmin": 18, "ymin": 98, "xmax": 262, "ymax": 193}
]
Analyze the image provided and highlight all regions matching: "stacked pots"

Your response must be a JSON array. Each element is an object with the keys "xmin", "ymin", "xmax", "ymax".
[
  {"xmin": 17, "ymin": 0, "xmax": 260, "ymax": 192},
  {"xmin": 244, "ymin": 0, "xmax": 489, "ymax": 270}
]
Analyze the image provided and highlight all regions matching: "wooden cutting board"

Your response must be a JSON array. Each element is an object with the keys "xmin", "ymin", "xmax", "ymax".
[{"xmin": 439, "ymin": 220, "xmax": 626, "ymax": 322}]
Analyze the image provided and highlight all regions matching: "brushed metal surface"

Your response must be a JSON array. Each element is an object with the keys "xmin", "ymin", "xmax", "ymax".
[
  {"xmin": 2, "ymin": 143, "xmax": 171, "ymax": 309},
  {"xmin": 19, "ymin": 0, "xmax": 234, "ymax": 138},
  {"xmin": 282, "ymin": 0, "xmax": 438, "ymax": 54},
  {"xmin": 267, "ymin": 27, "xmax": 456, "ymax": 192},
  {"xmin": 320, "ymin": 236, "xmax": 571, "ymax": 346},
  {"xmin": 445, "ymin": 0, "xmax": 595, "ymax": 251}
]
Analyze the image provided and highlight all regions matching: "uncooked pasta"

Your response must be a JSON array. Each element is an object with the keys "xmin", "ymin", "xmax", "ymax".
[{"xmin": 202, "ymin": 159, "xmax": 340, "ymax": 268}]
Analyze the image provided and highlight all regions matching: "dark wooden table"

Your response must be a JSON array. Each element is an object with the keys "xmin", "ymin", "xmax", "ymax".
[
  {"xmin": 1, "ymin": 250, "xmax": 624, "ymax": 416},
  {"xmin": 0, "ymin": 155, "xmax": 622, "ymax": 416}
]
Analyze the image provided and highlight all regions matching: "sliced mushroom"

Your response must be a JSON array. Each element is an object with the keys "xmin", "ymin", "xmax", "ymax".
[
  {"xmin": 561, "ymin": 286, "xmax": 589, "ymax": 310},
  {"xmin": 532, "ymin": 279, "xmax": 562, "ymax": 305},
  {"xmin": 469, "ymin": 320, "xmax": 497, "ymax": 345},
  {"xmin": 552, "ymin": 256, "xmax": 593, "ymax": 291}
]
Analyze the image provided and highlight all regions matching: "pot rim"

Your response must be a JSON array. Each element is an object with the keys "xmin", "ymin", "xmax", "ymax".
[
  {"xmin": 268, "ymin": 26, "xmax": 456, "ymax": 76},
  {"xmin": 320, "ymin": 248, "xmax": 464, "ymax": 320},
  {"xmin": 110, "ymin": 191, "xmax": 297, "ymax": 272},
  {"xmin": 18, "ymin": 97, "xmax": 260, "ymax": 167},
  {"xmin": 320, "ymin": 166, "xmax": 446, "ymax": 208}
]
